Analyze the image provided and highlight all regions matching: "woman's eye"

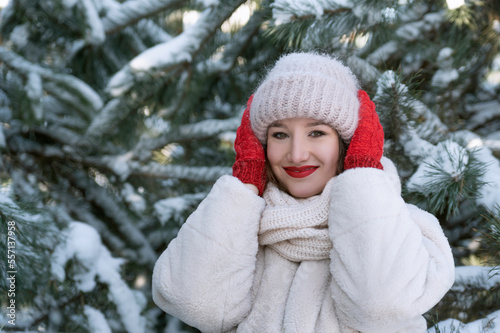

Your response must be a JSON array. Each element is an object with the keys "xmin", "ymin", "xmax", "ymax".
[
  {"xmin": 310, "ymin": 130, "xmax": 326, "ymax": 137},
  {"xmin": 271, "ymin": 132, "xmax": 288, "ymax": 139}
]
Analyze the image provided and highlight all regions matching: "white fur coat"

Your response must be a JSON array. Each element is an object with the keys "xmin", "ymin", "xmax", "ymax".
[{"xmin": 152, "ymin": 158, "xmax": 455, "ymax": 332}]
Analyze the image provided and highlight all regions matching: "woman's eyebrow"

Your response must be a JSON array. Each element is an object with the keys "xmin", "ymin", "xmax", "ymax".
[
  {"xmin": 306, "ymin": 121, "xmax": 328, "ymax": 127},
  {"xmin": 269, "ymin": 122, "xmax": 285, "ymax": 128}
]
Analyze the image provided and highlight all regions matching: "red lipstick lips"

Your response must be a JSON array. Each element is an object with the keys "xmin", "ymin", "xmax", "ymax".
[{"xmin": 283, "ymin": 165, "xmax": 319, "ymax": 178}]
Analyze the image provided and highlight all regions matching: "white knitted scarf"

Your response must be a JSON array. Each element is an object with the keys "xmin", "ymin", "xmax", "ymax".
[{"xmin": 258, "ymin": 178, "xmax": 335, "ymax": 262}]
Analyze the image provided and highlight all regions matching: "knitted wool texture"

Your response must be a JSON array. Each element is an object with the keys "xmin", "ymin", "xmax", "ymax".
[
  {"xmin": 232, "ymin": 95, "xmax": 267, "ymax": 195},
  {"xmin": 344, "ymin": 90, "xmax": 384, "ymax": 170},
  {"xmin": 258, "ymin": 178, "xmax": 335, "ymax": 262},
  {"xmin": 251, "ymin": 53, "xmax": 360, "ymax": 144}
]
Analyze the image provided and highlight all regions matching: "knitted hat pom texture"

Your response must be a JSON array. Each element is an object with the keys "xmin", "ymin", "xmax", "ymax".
[{"xmin": 250, "ymin": 53, "xmax": 360, "ymax": 144}]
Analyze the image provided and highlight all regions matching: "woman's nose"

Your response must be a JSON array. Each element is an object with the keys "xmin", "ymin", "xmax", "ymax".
[{"xmin": 287, "ymin": 137, "xmax": 309, "ymax": 163}]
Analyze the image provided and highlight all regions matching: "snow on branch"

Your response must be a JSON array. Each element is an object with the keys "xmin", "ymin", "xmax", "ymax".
[
  {"xmin": 34, "ymin": 125, "xmax": 86, "ymax": 148},
  {"xmin": 368, "ymin": 12, "xmax": 444, "ymax": 67},
  {"xmin": 129, "ymin": 162, "xmax": 231, "ymax": 182},
  {"xmin": 346, "ymin": 55, "xmax": 381, "ymax": 85},
  {"xmin": 7, "ymin": 135, "xmax": 66, "ymax": 160},
  {"xmin": 0, "ymin": 47, "xmax": 103, "ymax": 116},
  {"xmin": 6, "ymin": 133, "xmax": 130, "ymax": 184},
  {"xmin": 133, "ymin": 117, "xmax": 240, "ymax": 155},
  {"xmin": 107, "ymin": 0, "xmax": 246, "ymax": 97},
  {"xmin": 42, "ymin": 96, "xmax": 89, "ymax": 130},
  {"xmin": 178, "ymin": 117, "xmax": 241, "ymax": 141},
  {"xmin": 84, "ymin": 306, "xmax": 112, "ymax": 333},
  {"xmin": 406, "ymin": 140, "xmax": 488, "ymax": 217},
  {"xmin": 135, "ymin": 19, "xmax": 172, "ymax": 44},
  {"xmin": 26, "ymin": 72, "xmax": 43, "ymax": 120},
  {"xmin": 154, "ymin": 192, "xmax": 207, "ymax": 225},
  {"xmin": 102, "ymin": 0, "xmax": 185, "ymax": 34},
  {"xmin": 85, "ymin": 98, "xmax": 128, "ymax": 139},
  {"xmin": 452, "ymin": 266, "xmax": 500, "ymax": 293},
  {"xmin": 51, "ymin": 222, "xmax": 147, "ymax": 333},
  {"xmin": 0, "ymin": 126, "xmax": 5, "ymax": 149},
  {"xmin": 466, "ymin": 100, "xmax": 500, "ymax": 131},
  {"xmin": 271, "ymin": 0, "xmax": 351, "ymax": 25},
  {"xmin": 80, "ymin": 0, "xmax": 106, "ymax": 45},
  {"xmin": 429, "ymin": 309, "xmax": 500, "ymax": 333},
  {"xmin": 375, "ymin": 70, "xmax": 448, "ymax": 145},
  {"xmin": 451, "ymin": 130, "xmax": 500, "ymax": 211},
  {"xmin": 395, "ymin": 12, "xmax": 444, "ymax": 43},
  {"xmin": 367, "ymin": 41, "xmax": 399, "ymax": 66}
]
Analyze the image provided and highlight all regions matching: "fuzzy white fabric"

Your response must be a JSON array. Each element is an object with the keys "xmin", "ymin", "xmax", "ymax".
[
  {"xmin": 250, "ymin": 52, "xmax": 360, "ymax": 144},
  {"xmin": 259, "ymin": 178, "xmax": 335, "ymax": 262},
  {"xmin": 152, "ymin": 158, "xmax": 455, "ymax": 333}
]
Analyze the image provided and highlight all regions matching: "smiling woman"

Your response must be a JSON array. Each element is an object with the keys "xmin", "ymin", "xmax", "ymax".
[{"xmin": 152, "ymin": 52, "xmax": 455, "ymax": 332}]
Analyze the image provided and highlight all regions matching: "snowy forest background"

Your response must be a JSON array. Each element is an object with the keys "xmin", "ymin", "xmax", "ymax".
[{"xmin": 0, "ymin": 0, "xmax": 499, "ymax": 332}]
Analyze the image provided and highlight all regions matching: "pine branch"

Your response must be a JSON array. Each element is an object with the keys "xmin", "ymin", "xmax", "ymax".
[
  {"xmin": 270, "ymin": 0, "xmax": 351, "ymax": 24},
  {"xmin": 265, "ymin": 10, "xmax": 357, "ymax": 50},
  {"xmin": 3, "ymin": 136, "xmax": 153, "ymax": 265},
  {"xmin": 366, "ymin": 10, "xmax": 445, "ymax": 67},
  {"xmin": 346, "ymin": 55, "xmax": 381, "ymax": 85},
  {"xmin": 132, "ymin": 117, "xmax": 240, "ymax": 159},
  {"xmin": 154, "ymin": 192, "xmax": 207, "ymax": 225},
  {"xmin": 374, "ymin": 70, "xmax": 448, "ymax": 154},
  {"xmin": 135, "ymin": 19, "xmax": 173, "ymax": 44},
  {"xmin": 450, "ymin": 131, "xmax": 500, "ymax": 212},
  {"xmin": 407, "ymin": 141, "xmax": 488, "ymax": 219},
  {"xmin": 4, "ymin": 138, "xmax": 152, "ymax": 257},
  {"xmin": 129, "ymin": 161, "xmax": 231, "ymax": 182},
  {"xmin": 449, "ymin": 266, "xmax": 499, "ymax": 311},
  {"xmin": 199, "ymin": 8, "xmax": 265, "ymax": 75},
  {"xmin": 122, "ymin": 25, "xmax": 149, "ymax": 54},
  {"xmin": 106, "ymin": 0, "xmax": 247, "ymax": 97},
  {"xmin": 21, "ymin": 292, "xmax": 85, "ymax": 332},
  {"xmin": 49, "ymin": 221, "xmax": 147, "ymax": 332},
  {"xmin": 88, "ymin": 1, "xmax": 248, "ymax": 140},
  {"xmin": 0, "ymin": 46, "xmax": 103, "ymax": 118},
  {"xmin": 0, "ymin": 194, "xmax": 59, "ymax": 306},
  {"xmin": 44, "ymin": 113, "xmax": 88, "ymax": 132},
  {"xmin": 69, "ymin": 171, "xmax": 157, "ymax": 265},
  {"xmin": 366, "ymin": 40, "xmax": 399, "ymax": 66},
  {"xmin": 374, "ymin": 70, "xmax": 415, "ymax": 142},
  {"xmin": 466, "ymin": 100, "xmax": 500, "ymax": 131},
  {"xmin": 479, "ymin": 206, "xmax": 500, "ymax": 267},
  {"xmin": 52, "ymin": 194, "xmax": 129, "ymax": 255},
  {"xmin": 85, "ymin": 98, "xmax": 130, "ymax": 140}
]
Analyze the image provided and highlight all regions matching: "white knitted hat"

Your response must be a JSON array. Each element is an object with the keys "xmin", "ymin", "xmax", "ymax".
[{"xmin": 250, "ymin": 53, "xmax": 360, "ymax": 143}]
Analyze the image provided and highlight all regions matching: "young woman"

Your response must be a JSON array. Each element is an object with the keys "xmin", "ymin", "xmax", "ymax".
[{"xmin": 152, "ymin": 53, "xmax": 455, "ymax": 332}]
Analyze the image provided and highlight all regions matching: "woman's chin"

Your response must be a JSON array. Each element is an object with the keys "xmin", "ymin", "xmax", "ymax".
[{"xmin": 287, "ymin": 185, "xmax": 322, "ymax": 198}]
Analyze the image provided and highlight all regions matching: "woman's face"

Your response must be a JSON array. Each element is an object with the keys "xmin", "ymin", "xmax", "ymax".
[{"xmin": 266, "ymin": 118, "xmax": 340, "ymax": 198}]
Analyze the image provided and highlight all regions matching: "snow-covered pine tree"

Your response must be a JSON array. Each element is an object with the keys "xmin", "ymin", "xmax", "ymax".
[
  {"xmin": 0, "ymin": 0, "xmax": 499, "ymax": 332},
  {"xmin": 0, "ymin": 0, "xmax": 280, "ymax": 331}
]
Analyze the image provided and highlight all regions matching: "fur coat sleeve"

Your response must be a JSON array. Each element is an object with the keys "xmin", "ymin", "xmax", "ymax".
[
  {"xmin": 328, "ymin": 157, "xmax": 455, "ymax": 332},
  {"xmin": 152, "ymin": 175, "xmax": 266, "ymax": 332}
]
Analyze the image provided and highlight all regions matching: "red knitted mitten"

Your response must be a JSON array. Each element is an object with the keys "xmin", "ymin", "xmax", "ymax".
[
  {"xmin": 344, "ymin": 90, "xmax": 384, "ymax": 170},
  {"xmin": 232, "ymin": 95, "xmax": 267, "ymax": 196}
]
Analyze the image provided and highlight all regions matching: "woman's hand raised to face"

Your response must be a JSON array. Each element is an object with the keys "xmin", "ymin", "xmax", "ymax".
[
  {"xmin": 232, "ymin": 95, "xmax": 267, "ymax": 196},
  {"xmin": 344, "ymin": 90, "xmax": 384, "ymax": 171}
]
